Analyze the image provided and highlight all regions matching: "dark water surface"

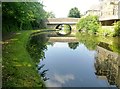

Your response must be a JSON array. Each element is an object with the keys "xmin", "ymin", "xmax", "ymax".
[{"xmin": 27, "ymin": 32, "xmax": 120, "ymax": 88}]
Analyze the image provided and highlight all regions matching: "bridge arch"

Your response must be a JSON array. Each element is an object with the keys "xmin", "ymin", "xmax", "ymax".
[{"xmin": 55, "ymin": 24, "xmax": 72, "ymax": 36}]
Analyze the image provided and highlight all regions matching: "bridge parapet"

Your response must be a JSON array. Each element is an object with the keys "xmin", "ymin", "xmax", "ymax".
[
  {"xmin": 45, "ymin": 18, "xmax": 80, "ymax": 30},
  {"xmin": 45, "ymin": 18, "xmax": 79, "ymax": 24}
]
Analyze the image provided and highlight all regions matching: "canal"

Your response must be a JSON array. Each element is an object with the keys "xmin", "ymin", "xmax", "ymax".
[{"xmin": 27, "ymin": 31, "xmax": 120, "ymax": 88}]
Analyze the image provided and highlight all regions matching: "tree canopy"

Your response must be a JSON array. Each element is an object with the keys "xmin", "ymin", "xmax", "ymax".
[
  {"xmin": 76, "ymin": 15, "xmax": 100, "ymax": 34},
  {"xmin": 45, "ymin": 11, "xmax": 55, "ymax": 18},
  {"xmin": 2, "ymin": 2, "xmax": 47, "ymax": 33},
  {"xmin": 68, "ymin": 7, "xmax": 81, "ymax": 18}
]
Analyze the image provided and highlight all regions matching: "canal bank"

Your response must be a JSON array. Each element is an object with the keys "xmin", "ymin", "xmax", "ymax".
[{"xmin": 2, "ymin": 30, "xmax": 45, "ymax": 87}]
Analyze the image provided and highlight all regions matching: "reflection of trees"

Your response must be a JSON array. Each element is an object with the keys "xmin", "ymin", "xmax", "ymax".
[
  {"xmin": 76, "ymin": 33, "xmax": 120, "ymax": 53},
  {"xmin": 109, "ymin": 37, "xmax": 120, "ymax": 54},
  {"xmin": 38, "ymin": 64, "xmax": 49, "ymax": 81},
  {"xmin": 26, "ymin": 33, "xmax": 48, "ymax": 63},
  {"xmin": 76, "ymin": 33, "xmax": 99, "ymax": 50},
  {"xmin": 95, "ymin": 44, "xmax": 120, "ymax": 89},
  {"xmin": 27, "ymin": 33, "xmax": 50, "ymax": 82},
  {"xmin": 68, "ymin": 42, "xmax": 79, "ymax": 50},
  {"xmin": 47, "ymin": 42, "xmax": 54, "ymax": 46}
]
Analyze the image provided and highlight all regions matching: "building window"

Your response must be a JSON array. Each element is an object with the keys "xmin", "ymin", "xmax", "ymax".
[{"xmin": 113, "ymin": 8, "xmax": 115, "ymax": 15}]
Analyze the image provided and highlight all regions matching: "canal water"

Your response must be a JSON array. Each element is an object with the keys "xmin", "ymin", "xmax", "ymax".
[{"xmin": 27, "ymin": 32, "xmax": 120, "ymax": 88}]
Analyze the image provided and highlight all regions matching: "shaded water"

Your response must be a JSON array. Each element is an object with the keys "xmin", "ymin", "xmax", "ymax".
[{"xmin": 27, "ymin": 32, "xmax": 120, "ymax": 88}]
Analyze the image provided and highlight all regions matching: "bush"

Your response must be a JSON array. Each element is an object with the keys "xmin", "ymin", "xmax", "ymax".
[
  {"xmin": 97, "ymin": 27, "xmax": 115, "ymax": 36},
  {"xmin": 76, "ymin": 15, "xmax": 100, "ymax": 34},
  {"xmin": 114, "ymin": 21, "xmax": 120, "ymax": 36}
]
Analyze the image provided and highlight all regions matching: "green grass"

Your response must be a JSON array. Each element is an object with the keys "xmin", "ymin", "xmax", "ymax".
[{"xmin": 2, "ymin": 30, "xmax": 45, "ymax": 87}]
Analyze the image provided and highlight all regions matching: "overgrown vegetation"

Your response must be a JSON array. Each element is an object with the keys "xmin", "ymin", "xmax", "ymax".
[
  {"xmin": 76, "ymin": 15, "xmax": 100, "ymax": 34},
  {"xmin": 76, "ymin": 15, "xmax": 120, "ymax": 37},
  {"xmin": 97, "ymin": 21, "xmax": 120, "ymax": 37},
  {"xmin": 114, "ymin": 21, "xmax": 120, "ymax": 36},
  {"xmin": 2, "ymin": 30, "xmax": 46, "ymax": 87},
  {"xmin": 97, "ymin": 27, "xmax": 115, "ymax": 36},
  {"xmin": 2, "ymin": 2, "xmax": 52, "ymax": 34}
]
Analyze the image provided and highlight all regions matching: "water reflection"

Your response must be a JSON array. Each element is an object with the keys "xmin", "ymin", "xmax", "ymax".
[
  {"xmin": 26, "ymin": 33, "xmax": 48, "ymax": 63},
  {"xmin": 95, "ymin": 42, "xmax": 120, "ymax": 89},
  {"xmin": 38, "ymin": 64, "xmax": 49, "ymax": 81},
  {"xmin": 68, "ymin": 42, "xmax": 79, "ymax": 50},
  {"xmin": 76, "ymin": 33, "xmax": 99, "ymax": 50},
  {"xmin": 39, "ymin": 42, "xmax": 110, "ymax": 87},
  {"xmin": 26, "ymin": 33, "xmax": 50, "ymax": 82},
  {"xmin": 27, "ymin": 32, "xmax": 120, "ymax": 88},
  {"xmin": 46, "ymin": 73, "xmax": 75, "ymax": 87}
]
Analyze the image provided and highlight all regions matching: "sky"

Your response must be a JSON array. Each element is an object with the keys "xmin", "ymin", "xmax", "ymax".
[{"xmin": 41, "ymin": 0, "xmax": 99, "ymax": 18}]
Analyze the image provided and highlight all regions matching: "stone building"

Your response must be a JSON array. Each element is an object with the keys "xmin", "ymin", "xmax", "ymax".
[
  {"xmin": 85, "ymin": 0, "xmax": 120, "ymax": 26},
  {"xmin": 85, "ymin": 4, "xmax": 100, "ymax": 16},
  {"xmin": 99, "ymin": 0, "xmax": 120, "ymax": 26}
]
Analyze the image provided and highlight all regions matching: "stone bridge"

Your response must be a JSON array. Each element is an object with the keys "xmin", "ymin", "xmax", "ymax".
[{"xmin": 45, "ymin": 18, "xmax": 79, "ymax": 30}]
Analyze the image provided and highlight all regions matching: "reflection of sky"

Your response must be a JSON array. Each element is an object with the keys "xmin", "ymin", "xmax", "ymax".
[
  {"xmin": 39, "ymin": 42, "xmax": 111, "ymax": 87},
  {"xmin": 46, "ymin": 73, "xmax": 74, "ymax": 87}
]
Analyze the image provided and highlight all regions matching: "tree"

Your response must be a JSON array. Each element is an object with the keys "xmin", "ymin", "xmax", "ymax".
[
  {"xmin": 45, "ymin": 11, "xmax": 55, "ymax": 18},
  {"xmin": 2, "ymin": 2, "xmax": 47, "ymax": 33},
  {"xmin": 68, "ymin": 7, "xmax": 80, "ymax": 18}
]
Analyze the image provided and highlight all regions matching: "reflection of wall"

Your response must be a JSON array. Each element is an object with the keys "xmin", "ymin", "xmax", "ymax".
[
  {"xmin": 95, "ymin": 44, "xmax": 120, "ymax": 88},
  {"xmin": 117, "ymin": 66, "xmax": 120, "ymax": 89}
]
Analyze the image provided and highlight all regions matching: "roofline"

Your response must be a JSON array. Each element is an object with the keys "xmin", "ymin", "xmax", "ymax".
[{"xmin": 99, "ymin": 16, "xmax": 120, "ymax": 21}]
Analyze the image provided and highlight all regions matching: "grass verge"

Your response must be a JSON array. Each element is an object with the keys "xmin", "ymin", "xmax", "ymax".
[{"xmin": 2, "ymin": 30, "xmax": 45, "ymax": 87}]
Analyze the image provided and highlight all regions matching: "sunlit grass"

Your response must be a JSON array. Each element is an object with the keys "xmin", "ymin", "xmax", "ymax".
[{"xmin": 2, "ymin": 30, "xmax": 45, "ymax": 87}]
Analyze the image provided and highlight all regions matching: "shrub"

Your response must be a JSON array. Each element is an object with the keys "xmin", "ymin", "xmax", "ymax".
[
  {"xmin": 76, "ymin": 15, "xmax": 100, "ymax": 34},
  {"xmin": 97, "ymin": 27, "xmax": 115, "ymax": 36},
  {"xmin": 113, "ymin": 21, "xmax": 120, "ymax": 36}
]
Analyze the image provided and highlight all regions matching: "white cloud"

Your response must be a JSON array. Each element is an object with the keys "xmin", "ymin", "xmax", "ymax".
[
  {"xmin": 53, "ymin": 42, "xmax": 68, "ymax": 48},
  {"xmin": 54, "ymin": 73, "xmax": 74, "ymax": 84},
  {"xmin": 41, "ymin": 0, "xmax": 99, "ymax": 17},
  {"xmin": 46, "ymin": 73, "xmax": 75, "ymax": 87}
]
